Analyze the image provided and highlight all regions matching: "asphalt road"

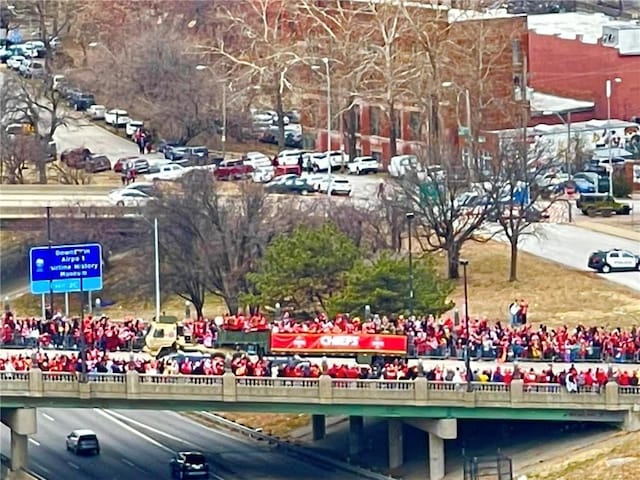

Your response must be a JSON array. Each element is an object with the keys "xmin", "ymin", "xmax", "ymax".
[
  {"xmin": 0, "ymin": 408, "xmax": 363, "ymax": 480},
  {"xmin": 509, "ymin": 223, "xmax": 640, "ymax": 291}
]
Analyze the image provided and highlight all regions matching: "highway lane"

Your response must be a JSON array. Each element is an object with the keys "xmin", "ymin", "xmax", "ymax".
[{"xmin": 1, "ymin": 408, "xmax": 364, "ymax": 480}]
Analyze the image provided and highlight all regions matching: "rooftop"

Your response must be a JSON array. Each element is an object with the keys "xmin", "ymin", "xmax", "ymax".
[
  {"xmin": 528, "ymin": 12, "xmax": 639, "ymax": 44},
  {"xmin": 530, "ymin": 91, "xmax": 595, "ymax": 116}
]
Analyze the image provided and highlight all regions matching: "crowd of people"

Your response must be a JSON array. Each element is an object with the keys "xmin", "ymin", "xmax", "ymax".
[
  {"xmin": 0, "ymin": 312, "xmax": 146, "ymax": 352},
  {"xmin": 1, "ymin": 349, "xmax": 638, "ymax": 393},
  {"xmin": 3, "ymin": 310, "xmax": 640, "ymax": 366},
  {"xmin": 218, "ymin": 312, "xmax": 640, "ymax": 364}
]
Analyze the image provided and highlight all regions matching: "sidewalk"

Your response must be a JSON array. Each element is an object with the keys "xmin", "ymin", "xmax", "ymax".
[{"xmin": 574, "ymin": 219, "xmax": 640, "ymax": 242}]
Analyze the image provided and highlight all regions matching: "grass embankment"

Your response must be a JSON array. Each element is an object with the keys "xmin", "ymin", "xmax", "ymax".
[{"xmin": 525, "ymin": 430, "xmax": 640, "ymax": 480}]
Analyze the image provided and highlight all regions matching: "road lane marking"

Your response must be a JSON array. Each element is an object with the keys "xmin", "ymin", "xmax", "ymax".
[
  {"xmin": 41, "ymin": 413, "xmax": 55, "ymax": 422},
  {"xmin": 104, "ymin": 410, "xmax": 198, "ymax": 448},
  {"xmin": 67, "ymin": 461, "xmax": 80, "ymax": 470},
  {"xmin": 28, "ymin": 438, "xmax": 40, "ymax": 446},
  {"xmin": 93, "ymin": 409, "xmax": 173, "ymax": 453}
]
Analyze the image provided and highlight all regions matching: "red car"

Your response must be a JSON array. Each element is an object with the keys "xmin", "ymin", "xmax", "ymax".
[{"xmin": 214, "ymin": 159, "xmax": 254, "ymax": 181}]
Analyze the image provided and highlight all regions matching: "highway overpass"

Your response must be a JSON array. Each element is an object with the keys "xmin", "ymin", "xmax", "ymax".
[{"xmin": 2, "ymin": 370, "xmax": 640, "ymax": 479}]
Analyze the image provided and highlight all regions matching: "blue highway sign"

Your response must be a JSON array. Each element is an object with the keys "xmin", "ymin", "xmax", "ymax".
[{"xmin": 29, "ymin": 243, "xmax": 103, "ymax": 294}]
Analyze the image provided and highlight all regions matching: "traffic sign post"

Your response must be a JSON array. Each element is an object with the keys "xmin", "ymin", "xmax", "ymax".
[
  {"xmin": 29, "ymin": 242, "xmax": 102, "ymax": 384},
  {"xmin": 29, "ymin": 243, "xmax": 103, "ymax": 295}
]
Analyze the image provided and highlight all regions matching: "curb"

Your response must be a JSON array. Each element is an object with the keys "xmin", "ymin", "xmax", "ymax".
[
  {"xmin": 191, "ymin": 412, "xmax": 398, "ymax": 480},
  {"xmin": 574, "ymin": 220, "xmax": 640, "ymax": 243}
]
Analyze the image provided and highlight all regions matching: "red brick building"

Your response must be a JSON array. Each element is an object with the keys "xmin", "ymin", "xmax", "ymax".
[
  {"xmin": 300, "ymin": 4, "xmax": 528, "ymax": 167},
  {"xmin": 528, "ymin": 13, "xmax": 640, "ymax": 124}
]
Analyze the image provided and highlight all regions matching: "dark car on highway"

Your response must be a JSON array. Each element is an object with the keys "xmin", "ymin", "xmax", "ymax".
[{"xmin": 170, "ymin": 452, "xmax": 210, "ymax": 479}]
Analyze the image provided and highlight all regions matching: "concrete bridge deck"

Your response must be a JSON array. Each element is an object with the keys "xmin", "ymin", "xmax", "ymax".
[{"xmin": 2, "ymin": 370, "xmax": 639, "ymax": 479}]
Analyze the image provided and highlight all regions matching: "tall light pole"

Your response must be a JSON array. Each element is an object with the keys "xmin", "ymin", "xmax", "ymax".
[
  {"xmin": 154, "ymin": 217, "xmax": 160, "ymax": 321},
  {"xmin": 196, "ymin": 64, "xmax": 227, "ymax": 158},
  {"xmin": 406, "ymin": 212, "xmax": 415, "ymax": 316},
  {"xmin": 606, "ymin": 77, "xmax": 622, "ymax": 196},
  {"xmin": 543, "ymin": 110, "xmax": 573, "ymax": 176},
  {"xmin": 459, "ymin": 258, "xmax": 472, "ymax": 391},
  {"xmin": 312, "ymin": 57, "xmax": 332, "ymax": 199}
]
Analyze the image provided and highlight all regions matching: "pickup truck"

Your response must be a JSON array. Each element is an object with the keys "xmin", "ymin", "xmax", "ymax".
[
  {"xmin": 145, "ymin": 164, "xmax": 187, "ymax": 181},
  {"xmin": 214, "ymin": 159, "xmax": 254, "ymax": 181}
]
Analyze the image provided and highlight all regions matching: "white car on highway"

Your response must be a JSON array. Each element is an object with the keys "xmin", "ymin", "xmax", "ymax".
[
  {"xmin": 346, "ymin": 156, "xmax": 381, "ymax": 175},
  {"xmin": 108, "ymin": 189, "xmax": 151, "ymax": 207},
  {"xmin": 145, "ymin": 163, "xmax": 188, "ymax": 181},
  {"xmin": 104, "ymin": 109, "xmax": 130, "ymax": 127}
]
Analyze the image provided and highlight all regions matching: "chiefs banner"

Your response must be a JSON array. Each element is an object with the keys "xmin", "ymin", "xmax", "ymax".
[{"xmin": 270, "ymin": 333, "xmax": 407, "ymax": 355}]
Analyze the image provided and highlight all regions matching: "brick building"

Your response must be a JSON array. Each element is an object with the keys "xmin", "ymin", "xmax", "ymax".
[
  {"xmin": 528, "ymin": 12, "xmax": 640, "ymax": 124},
  {"xmin": 300, "ymin": 4, "xmax": 528, "ymax": 167}
]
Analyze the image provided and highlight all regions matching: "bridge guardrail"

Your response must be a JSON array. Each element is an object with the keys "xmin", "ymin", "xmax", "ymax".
[{"xmin": 0, "ymin": 370, "xmax": 636, "ymax": 410}]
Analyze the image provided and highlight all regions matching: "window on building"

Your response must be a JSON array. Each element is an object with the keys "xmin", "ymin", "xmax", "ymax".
[
  {"xmin": 479, "ymin": 150, "xmax": 493, "ymax": 173},
  {"xmin": 408, "ymin": 112, "xmax": 421, "ymax": 141},
  {"xmin": 461, "ymin": 147, "xmax": 471, "ymax": 168},
  {"xmin": 355, "ymin": 147, "xmax": 362, "ymax": 157},
  {"xmin": 302, "ymin": 134, "xmax": 316, "ymax": 150},
  {"xmin": 370, "ymin": 107, "xmax": 381, "ymax": 136},
  {"xmin": 353, "ymin": 104, "xmax": 361, "ymax": 134},
  {"xmin": 393, "ymin": 113, "xmax": 401, "ymax": 139},
  {"xmin": 371, "ymin": 151, "xmax": 382, "ymax": 161}
]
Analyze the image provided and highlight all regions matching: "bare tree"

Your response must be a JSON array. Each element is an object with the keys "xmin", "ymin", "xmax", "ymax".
[
  {"xmin": 484, "ymin": 137, "xmax": 558, "ymax": 282},
  {"xmin": 206, "ymin": 0, "xmax": 309, "ymax": 148},
  {"xmin": 388, "ymin": 144, "xmax": 498, "ymax": 280},
  {"xmin": 146, "ymin": 171, "xmax": 292, "ymax": 316}
]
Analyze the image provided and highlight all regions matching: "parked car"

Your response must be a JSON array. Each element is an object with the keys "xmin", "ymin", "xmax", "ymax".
[
  {"xmin": 214, "ymin": 159, "xmax": 254, "ymax": 181},
  {"xmin": 66, "ymin": 429, "xmax": 100, "ymax": 455},
  {"xmin": 60, "ymin": 148, "xmax": 92, "ymax": 169},
  {"xmin": 104, "ymin": 109, "xmax": 130, "ymax": 127},
  {"xmin": 18, "ymin": 58, "xmax": 32, "ymax": 76},
  {"xmin": 85, "ymin": 155, "xmax": 111, "ymax": 173},
  {"xmin": 165, "ymin": 146, "xmax": 209, "ymax": 162},
  {"xmin": 347, "ymin": 156, "xmax": 381, "ymax": 175},
  {"xmin": 576, "ymin": 194, "xmax": 632, "ymax": 217},
  {"xmin": 126, "ymin": 120, "xmax": 144, "ymax": 137},
  {"xmin": 23, "ymin": 61, "xmax": 45, "ymax": 78},
  {"xmin": 119, "ymin": 182, "xmax": 157, "ymax": 196},
  {"xmin": 244, "ymin": 151, "xmax": 271, "ymax": 169},
  {"xmin": 169, "ymin": 452, "xmax": 209, "ymax": 479},
  {"xmin": 87, "ymin": 104, "xmax": 106, "ymax": 120},
  {"xmin": 70, "ymin": 93, "xmax": 96, "ymax": 112},
  {"xmin": 388, "ymin": 155, "xmax": 420, "ymax": 177},
  {"xmin": 265, "ymin": 176, "xmax": 312, "ymax": 195},
  {"xmin": 109, "ymin": 189, "xmax": 151, "ymax": 207},
  {"xmin": 124, "ymin": 158, "xmax": 150, "ymax": 174},
  {"xmin": 114, "ymin": 156, "xmax": 139, "ymax": 173},
  {"xmin": 157, "ymin": 139, "xmax": 186, "ymax": 153},
  {"xmin": 145, "ymin": 163, "xmax": 187, "ymax": 181},
  {"xmin": 276, "ymin": 149, "xmax": 309, "ymax": 166},
  {"xmin": 308, "ymin": 151, "xmax": 348, "ymax": 172},
  {"xmin": 23, "ymin": 40, "xmax": 46, "ymax": 58},
  {"xmin": 316, "ymin": 177, "xmax": 352, "ymax": 196},
  {"xmin": 7, "ymin": 55, "xmax": 25, "ymax": 70},
  {"xmin": 588, "ymin": 249, "xmax": 640, "ymax": 273}
]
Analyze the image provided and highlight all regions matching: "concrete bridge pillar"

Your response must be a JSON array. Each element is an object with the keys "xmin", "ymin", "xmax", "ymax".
[
  {"xmin": 428, "ymin": 433, "xmax": 445, "ymax": 480},
  {"xmin": 311, "ymin": 414, "xmax": 326, "ymax": 440},
  {"xmin": 388, "ymin": 419, "xmax": 403, "ymax": 470},
  {"xmin": 0, "ymin": 408, "xmax": 37, "ymax": 471},
  {"xmin": 348, "ymin": 416, "xmax": 364, "ymax": 456},
  {"xmin": 404, "ymin": 418, "xmax": 457, "ymax": 480}
]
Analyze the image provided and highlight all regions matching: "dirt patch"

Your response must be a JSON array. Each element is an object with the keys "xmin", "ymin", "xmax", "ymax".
[
  {"xmin": 525, "ymin": 431, "xmax": 640, "ymax": 480},
  {"xmin": 450, "ymin": 242, "xmax": 640, "ymax": 329}
]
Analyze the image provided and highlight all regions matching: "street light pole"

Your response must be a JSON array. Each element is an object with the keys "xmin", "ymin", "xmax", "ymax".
[
  {"xmin": 459, "ymin": 258, "xmax": 471, "ymax": 391},
  {"xmin": 606, "ymin": 78, "xmax": 622, "ymax": 196},
  {"xmin": 323, "ymin": 58, "xmax": 332, "ymax": 200},
  {"xmin": 154, "ymin": 217, "xmax": 161, "ymax": 321},
  {"xmin": 406, "ymin": 212, "xmax": 415, "ymax": 316}
]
